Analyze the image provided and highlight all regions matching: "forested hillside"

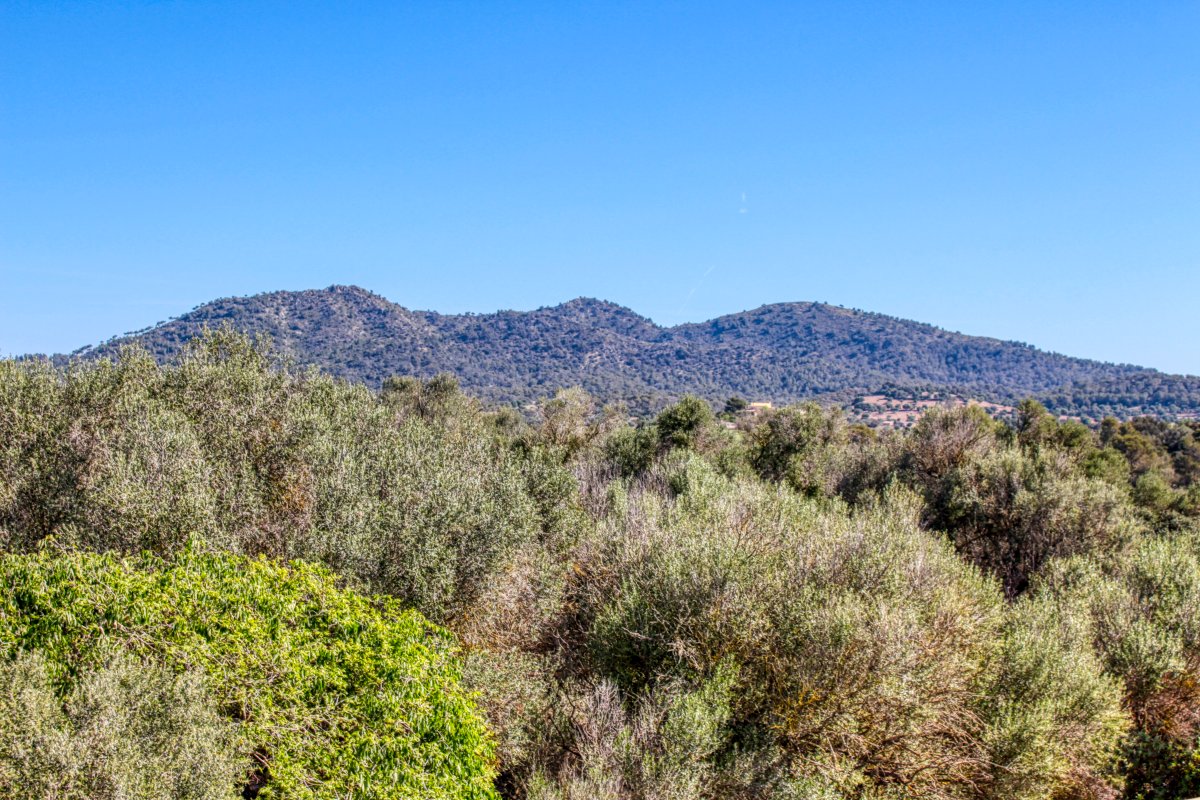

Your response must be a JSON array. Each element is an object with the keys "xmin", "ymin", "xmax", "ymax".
[
  {"xmin": 60, "ymin": 285, "xmax": 1200, "ymax": 419},
  {"xmin": 6, "ymin": 332, "xmax": 1200, "ymax": 798}
]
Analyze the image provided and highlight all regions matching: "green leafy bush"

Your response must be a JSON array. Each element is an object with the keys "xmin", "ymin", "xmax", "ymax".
[
  {"xmin": 654, "ymin": 395, "xmax": 715, "ymax": 451},
  {"xmin": 0, "ymin": 548, "xmax": 498, "ymax": 800},
  {"xmin": 747, "ymin": 401, "xmax": 845, "ymax": 486}
]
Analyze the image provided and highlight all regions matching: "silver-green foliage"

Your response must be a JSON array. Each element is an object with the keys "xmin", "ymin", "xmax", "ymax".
[
  {"xmin": 1033, "ymin": 531, "xmax": 1200, "ymax": 798},
  {"xmin": 575, "ymin": 455, "xmax": 1126, "ymax": 799},
  {"xmin": 527, "ymin": 668, "xmax": 737, "ymax": 800},
  {"xmin": 0, "ymin": 332, "xmax": 541, "ymax": 621},
  {"xmin": 980, "ymin": 592, "xmax": 1128, "ymax": 799},
  {"xmin": 0, "ymin": 650, "xmax": 241, "ymax": 800}
]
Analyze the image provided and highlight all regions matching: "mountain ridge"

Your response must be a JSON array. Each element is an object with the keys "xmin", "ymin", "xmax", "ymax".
[{"xmin": 55, "ymin": 285, "xmax": 1200, "ymax": 418}]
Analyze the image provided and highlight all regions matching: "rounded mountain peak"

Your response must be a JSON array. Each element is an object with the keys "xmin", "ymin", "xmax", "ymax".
[{"xmin": 538, "ymin": 297, "xmax": 661, "ymax": 338}]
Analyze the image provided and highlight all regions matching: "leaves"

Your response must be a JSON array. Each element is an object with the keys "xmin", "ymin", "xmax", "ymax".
[{"xmin": 0, "ymin": 550, "xmax": 499, "ymax": 800}]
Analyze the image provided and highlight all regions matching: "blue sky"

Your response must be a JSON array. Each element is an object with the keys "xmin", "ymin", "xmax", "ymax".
[{"xmin": 2, "ymin": 2, "xmax": 1198, "ymax": 372}]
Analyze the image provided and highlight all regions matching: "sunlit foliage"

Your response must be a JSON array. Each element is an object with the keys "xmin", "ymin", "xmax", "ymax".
[
  {"xmin": 0, "ymin": 549, "xmax": 498, "ymax": 800},
  {"xmin": 6, "ymin": 335, "xmax": 1200, "ymax": 799}
]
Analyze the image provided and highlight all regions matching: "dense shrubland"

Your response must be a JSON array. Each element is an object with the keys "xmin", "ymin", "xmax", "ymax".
[{"xmin": 5, "ymin": 332, "xmax": 1200, "ymax": 798}]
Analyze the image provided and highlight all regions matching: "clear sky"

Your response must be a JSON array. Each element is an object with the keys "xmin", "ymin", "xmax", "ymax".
[{"xmin": 2, "ymin": 2, "xmax": 1198, "ymax": 372}]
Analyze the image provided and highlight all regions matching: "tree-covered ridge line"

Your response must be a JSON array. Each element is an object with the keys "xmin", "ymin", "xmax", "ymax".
[
  {"xmin": 6, "ymin": 332, "xmax": 1200, "ymax": 798},
  {"xmin": 44, "ymin": 284, "xmax": 1200, "ymax": 419}
]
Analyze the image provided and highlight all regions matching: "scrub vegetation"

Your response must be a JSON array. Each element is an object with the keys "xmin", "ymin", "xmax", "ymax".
[{"xmin": 5, "ymin": 331, "xmax": 1200, "ymax": 798}]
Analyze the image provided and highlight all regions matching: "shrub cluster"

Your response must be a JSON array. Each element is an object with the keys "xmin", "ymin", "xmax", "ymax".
[
  {"xmin": 0, "ymin": 333, "xmax": 545, "ymax": 621},
  {"xmin": 6, "ymin": 336, "xmax": 1200, "ymax": 798}
]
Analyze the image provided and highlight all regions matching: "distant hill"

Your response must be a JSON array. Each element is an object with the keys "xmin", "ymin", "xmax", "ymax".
[{"xmin": 57, "ymin": 285, "xmax": 1200, "ymax": 418}]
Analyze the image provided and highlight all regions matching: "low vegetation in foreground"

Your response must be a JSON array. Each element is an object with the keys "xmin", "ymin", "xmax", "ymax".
[{"xmin": 5, "ymin": 331, "xmax": 1200, "ymax": 798}]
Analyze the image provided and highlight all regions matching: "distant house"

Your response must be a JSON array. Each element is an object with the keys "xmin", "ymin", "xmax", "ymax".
[{"xmin": 737, "ymin": 401, "xmax": 775, "ymax": 421}]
